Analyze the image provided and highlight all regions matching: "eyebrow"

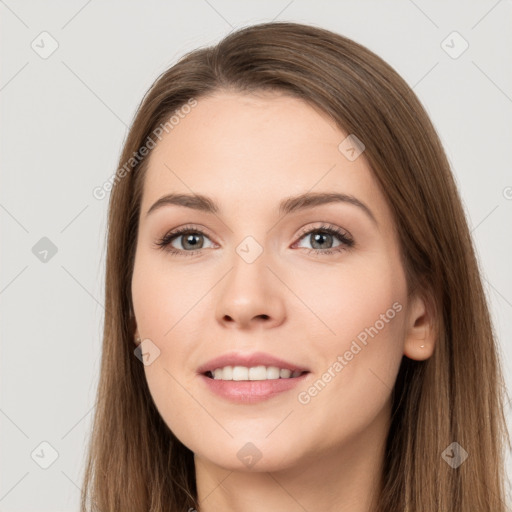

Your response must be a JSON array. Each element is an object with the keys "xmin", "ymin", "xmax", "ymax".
[{"xmin": 145, "ymin": 191, "xmax": 377, "ymax": 225}]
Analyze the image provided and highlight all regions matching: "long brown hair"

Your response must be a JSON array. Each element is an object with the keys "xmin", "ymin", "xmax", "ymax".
[{"xmin": 81, "ymin": 21, "xmax": 510, "ymax": 511}]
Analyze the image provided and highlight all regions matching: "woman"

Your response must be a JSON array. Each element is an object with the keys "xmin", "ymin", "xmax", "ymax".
[{"xmin": 81, "ymin": 21, "xmax": 510, "ymax": 511}]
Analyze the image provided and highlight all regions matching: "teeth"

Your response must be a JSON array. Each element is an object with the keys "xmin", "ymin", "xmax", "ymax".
[{"xmin": 208, "ymin": 365, "xmax": 305, "ymax": 381}]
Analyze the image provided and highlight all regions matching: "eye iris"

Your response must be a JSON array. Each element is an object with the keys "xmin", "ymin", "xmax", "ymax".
[
  {"xmin": 311, "ymin": 232, "xmax": 332, "ymax": 249},
  {"xmin": 182, "ymin": 233, "xmax": 203, "ymax": 250}
]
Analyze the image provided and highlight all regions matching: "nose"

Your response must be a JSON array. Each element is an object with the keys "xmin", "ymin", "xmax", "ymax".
[{"xmin": 215, "ymin": 250, "xmax": 286, "ymax": 330}]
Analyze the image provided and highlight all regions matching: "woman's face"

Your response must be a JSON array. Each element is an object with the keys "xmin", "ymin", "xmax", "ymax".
[{"xmin": 131, "ymin": 91, "xmax": 425, "ymax": 472}]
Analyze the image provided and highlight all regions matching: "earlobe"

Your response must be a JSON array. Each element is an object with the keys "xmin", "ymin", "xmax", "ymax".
[{"xmin": 403, "ymin": 292, "xmax": 436, "ymax": 361}]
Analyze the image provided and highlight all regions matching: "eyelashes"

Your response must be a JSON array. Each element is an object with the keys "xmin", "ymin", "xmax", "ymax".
[{"xmin": 154, "ymin": 223, "xmax": 355, "ymax": 257}]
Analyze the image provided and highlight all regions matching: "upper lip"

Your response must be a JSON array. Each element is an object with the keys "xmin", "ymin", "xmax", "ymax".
[{"xmin": 197, "ymin": 351, "xmax": 310, "ymax": 374}]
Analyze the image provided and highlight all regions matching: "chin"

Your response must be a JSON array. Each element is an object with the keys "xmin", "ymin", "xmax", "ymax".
[{"xmin": 191, "ymin": 438, "xmax": 303, "ymax": 473}]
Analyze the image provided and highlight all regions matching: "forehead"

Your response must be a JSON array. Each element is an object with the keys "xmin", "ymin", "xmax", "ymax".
[{"xmin": 140, "ymin": 91, "xmax": 388, "ymax": 222}]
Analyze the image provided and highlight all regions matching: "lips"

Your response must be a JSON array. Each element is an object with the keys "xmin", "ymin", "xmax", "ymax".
[
  {"xmin": 197, "ymin": 351, "xmax": 310, "ymax": 375},
  {"xmin": 199, "ymin": 371, "xmax": 309, "ymax": 403}
]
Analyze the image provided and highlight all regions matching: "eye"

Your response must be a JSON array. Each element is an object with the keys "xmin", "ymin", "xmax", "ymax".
[
  {"xmin": 154, "ymin": 225, "xmax": 215, "ymax": 256},
  {"xmin": 293, "ymin": 223, "xmax": 355, "ymax": 256}
]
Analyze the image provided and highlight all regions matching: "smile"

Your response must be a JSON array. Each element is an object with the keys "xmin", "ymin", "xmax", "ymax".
[{"xmin": 205, "ymin": 365, "xmax": 308, "ymax": 381}]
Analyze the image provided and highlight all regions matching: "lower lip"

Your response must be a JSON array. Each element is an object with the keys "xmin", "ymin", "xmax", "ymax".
[{"xmin": 199, "ymin": 373, "xmax": 309, "ymax": 404}]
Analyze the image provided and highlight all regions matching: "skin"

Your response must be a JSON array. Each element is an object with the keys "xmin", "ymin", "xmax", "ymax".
[{"xmin": 131, "ymin": 90, "xmax": 435, "ymax": 512}]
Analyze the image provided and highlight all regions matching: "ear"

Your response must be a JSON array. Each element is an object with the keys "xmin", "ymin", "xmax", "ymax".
[
  {"xmin": 403, "ymin": 290, "xmax": 436, "ymax": 361},
  {"xmin": 130, "ymin": 314, "xmax": 141, "ymax": 347}
]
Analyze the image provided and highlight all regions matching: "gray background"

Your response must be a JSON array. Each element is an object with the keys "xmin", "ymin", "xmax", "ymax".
[{"xmin": 1, "ymin": 1, "xmax": 511, "ymax": 510}]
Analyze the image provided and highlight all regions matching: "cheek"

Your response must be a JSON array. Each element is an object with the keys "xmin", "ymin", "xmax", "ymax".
[
  {"xmin": 290, "ymin": 249, "xmax": 406, "ymax": 348},
  {"xmin": 131, "ymin": 250, "xmax": 200, "ymax": 343},
  {"xmin": 131, "ymin": 252, "xmax": 210, "ymax": 438},
  {"xmin": 295, "ymin": 254, "xmax": 407, "ymax": 427}
]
